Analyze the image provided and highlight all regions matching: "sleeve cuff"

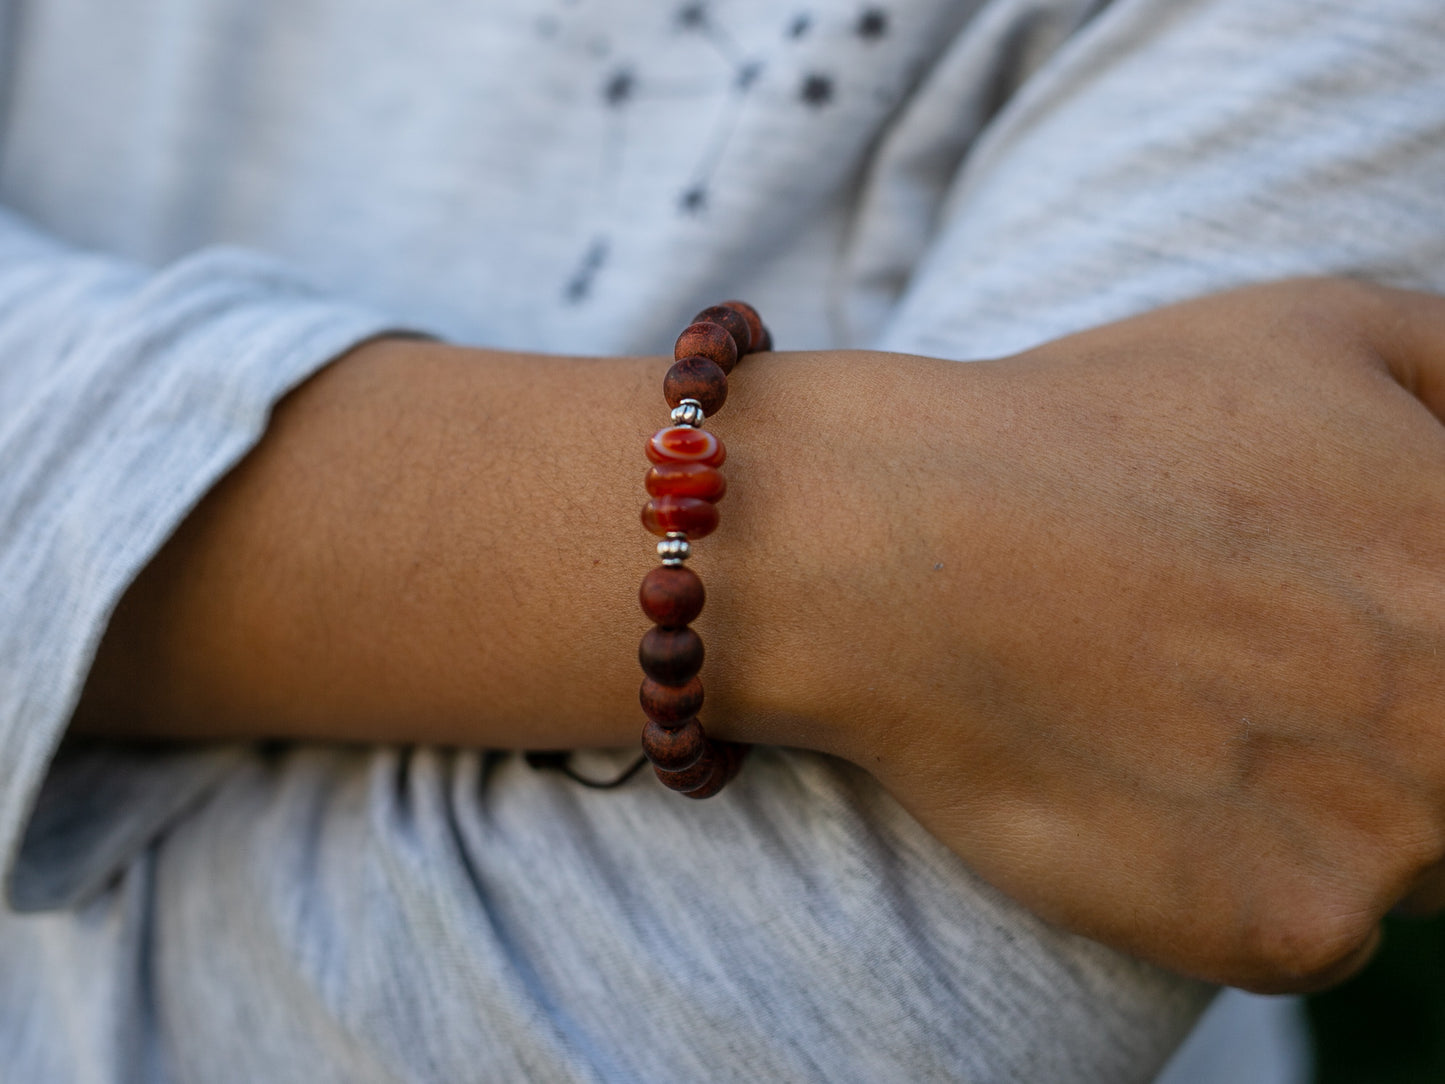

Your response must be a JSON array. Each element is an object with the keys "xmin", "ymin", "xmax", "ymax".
[{"xmin": 0, "ymin": 239, "xmax": 419, "ymax": 910}]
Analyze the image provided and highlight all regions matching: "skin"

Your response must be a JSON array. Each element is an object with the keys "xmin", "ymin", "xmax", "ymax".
[{"xmin": 73, "ymin": 278, "xmax": 1445, "ymax": 993}]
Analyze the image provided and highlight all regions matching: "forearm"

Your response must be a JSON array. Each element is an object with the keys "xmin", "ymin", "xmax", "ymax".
[
  {"xmin": 69, "ymin": 337, "xmax": 948, "ymax": 757},
  {"xmin": 75, "ymin": 339, "xmax": 680, "ymax": 747}
]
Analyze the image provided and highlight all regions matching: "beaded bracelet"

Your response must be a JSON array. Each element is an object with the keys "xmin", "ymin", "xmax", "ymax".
[{"xmin": 637, "ymin": 301, "xmax": 771, "ymax": 798}]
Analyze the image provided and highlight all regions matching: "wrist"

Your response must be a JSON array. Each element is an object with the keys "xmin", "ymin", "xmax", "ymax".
[{"xmin": 698, "ymin": 349, "xmax": 1000, "ymax": 770}]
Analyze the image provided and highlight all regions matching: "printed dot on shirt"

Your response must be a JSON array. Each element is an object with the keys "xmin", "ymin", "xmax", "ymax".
[
  {"xmin": 679, "ymin": 186, "xmax": 708, "ymax": 214},
  {"xmin": 603, "ymin": 68, "xmax": 635, "ymax": 106},
  {"xmin": 799, "ymin": 72, "xmax": 833, "ymax": 107},
  {"xmin": 856, "ymin": 8, "xmax": 889, "ymax": 40},
  {"xmin": 675, "ymin": 2, "xmax": 708, "ymax": 30}
]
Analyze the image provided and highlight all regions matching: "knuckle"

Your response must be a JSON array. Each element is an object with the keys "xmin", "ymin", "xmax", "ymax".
[
  {"xmin": 1263, "ymin": 276, "xmax": 1392, "ymax": 344},
  {"xmin": 1237, "ymin": 892, "xmax": 1376, "ymax": 991}
]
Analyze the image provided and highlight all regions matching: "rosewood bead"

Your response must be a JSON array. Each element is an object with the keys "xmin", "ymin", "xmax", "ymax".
[
  {"xmin": 646, "ymin": 426, "xmax": 725, "ymax": 467},
  {"xmin": 640, "ymin": 675, "xmax": 704, "ymax": 724},
  {"xmin": 674, "ymin": 321, "xmax": 739, "ymax": 374},
  {"xmin": 684, "ymin": 742, "xmax": 749, "ymax": 799},
  {"xmin": 654, "ymin": 743, "xmax": 717, "ymax": 793},
  {"xmin": 720, "ymin": 300, "xmax": 764, "ymax": 353},
  {"xmin": 664, "ymin": 355, "xmax": 729, "ymax": 416},
  {"xmin": 639, "ymin": 566, "xmax": 705, "ymax": 627},
  {"xmin": 753, "ymin": 324, "xmax": 773, "ymax": 353},
  {"xmin": 679, "ymin": 761, "xmax": 728, "ymax": 799},
  {"xmin": 645, "ymin": 461, "xmax": 726, "ymax": 503},
  {"xmin": 641, "ymin": 496, "xmax": 719, "ymax": 539},
  {"xmin": 639, "ymin": 625, "xmax": 705, "ymax": 682},
  {"xmin": 642, "ymin": 717, "xmax": 706, "ymax": 772},
  {"xmin": 692, "ymin": 305, "xmax": 752, "ymax": 356}
]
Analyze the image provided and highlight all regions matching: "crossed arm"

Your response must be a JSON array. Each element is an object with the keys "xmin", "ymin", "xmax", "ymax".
[{"xmin": 74, "ymin": 278, "xmax": 1445, "ymax": 993}]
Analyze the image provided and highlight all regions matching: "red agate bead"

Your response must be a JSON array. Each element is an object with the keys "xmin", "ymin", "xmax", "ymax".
[
  {"xmin": 645, "ymin": 462, "xmax": 726, "ymax": 503},
  {"xmin": 646, "ymin": 426, "xmax": 725, "ymax": 466},
  {"xmin": 641, "ymin": 496, "xmax": 719, "ymax": 539}
]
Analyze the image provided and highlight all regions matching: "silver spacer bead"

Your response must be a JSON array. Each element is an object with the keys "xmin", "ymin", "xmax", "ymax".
[
  {"xmin": 657, "ymin": 532, "xmax": 691, "ymax": 565},
  {"xmin": 670, "ymin": 399, "xmax": 706, "ymax": 427}
]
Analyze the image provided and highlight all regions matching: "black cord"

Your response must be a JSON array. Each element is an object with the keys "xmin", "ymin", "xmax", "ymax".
[{"xmin": 523, "ymin": 751, "xmax": 649, "ymax": 789}]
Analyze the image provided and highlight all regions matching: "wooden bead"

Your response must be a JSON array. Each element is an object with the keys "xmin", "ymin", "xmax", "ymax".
[
  {"xmin": 674, "ymin": 321, "xmax": 739, "ymax": 374},
  {"xmin": 664, "ymin": 356, "xmax": 729, "ymax": 416},
  {"xmin": 646, "ymin": 426, "xmax": 725, "ymax": 467},
  {"xmin": 640, "ymin": 675, "xmax": 704, "ymax": 724},
  {"xmin": 654, "ymin": 743, "xmax": 717, "ymax": 792},
  {"xmin": 753, "ymin": 324, "xmax": 773, "ymax": 353},
  {"xmin": 639, "ymin": 566, "xmax": 704, "ymax": 627},
  {"xmin": 683, "ymin": 742, "xmax": 748, "ymax": 799},
  {"xmin": 641, "ymin": 496, "xmax": 719, "ymax": 539},
  {"xmin": 720, "ymin": 300, "xmax": 764, "ymax": 353},
  {"xmin": 692, "ymin": 305, "xmax": 752, "ymax": 356},
  {"xmin": 645, "ymin": 461, "xmax": 726, "ymax": 503},
  {"xmin": 639, "ymin": 626, "xmax": 704, "ymax": 683},
  {"xmin": 642, "ymin": 717, "xmax": 705, "ymax": 771}
]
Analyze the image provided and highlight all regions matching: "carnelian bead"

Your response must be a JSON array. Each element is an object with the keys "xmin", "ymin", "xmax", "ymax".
[
  {"xmin": 640, "ymin": 675, "xmax": 704, "ymax": 724},
  {"xmin": 664, "ymin": 355, "xmax": 729, "ymax": 416},
  {"xmin": 720, "ymin": 301, "xmax": 764, "ymax": 353},
  {"xmin": 693, "ymin": 305, "xmax": 752, "ymax": 355},
  {"xmin": 654, "ymin": 744, "xmax": 717, "ymax": 792},
  {"xmin": 642, "ymin": 717, "xmax": 705, "ymax": 771},
  {"xmin": 639, "ymin": 626, "xmax": 704, "ymax": 683},
  {"xmin": 639, "ymin": 566, "xmax": 705, "ymax": 627},
  {"xmin": 646, "ymin": 426, "xmax": 725, "ymax": 466},
  {"xmin": 641, "ymin": 496, "xmax": 719, "ymax": 539},
  {"xmin": 674, "ymin": 321, "xmax": 739, "ymax": 374},
  {"xmin": 645, "ymin": 462, "xmax": 726, "ymax": 503}
]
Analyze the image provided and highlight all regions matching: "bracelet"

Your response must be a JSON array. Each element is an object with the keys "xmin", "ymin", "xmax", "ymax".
[{"xmin": 637, "ymin": 301, "xmax": 771, "ymax": 798}]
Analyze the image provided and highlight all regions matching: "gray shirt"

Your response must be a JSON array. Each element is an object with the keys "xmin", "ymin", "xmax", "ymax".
[{"xmin": 2, "ymin": 0, "xmax": 1441, "ymax": 1079}]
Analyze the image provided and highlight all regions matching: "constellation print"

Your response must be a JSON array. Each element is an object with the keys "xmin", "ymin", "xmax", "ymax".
[
  {"xmin": 799, "ymin": 72, "xmax": 833, "ymax": 107},
  {"xmin": 564, "ymin": 238, "xmax": 610, "ymax": 303},
  {"xmin": 549, "ymin": 1, "xmax": 899, "ymax": 303},
  {"xmin": 735, "ymin": 60, "xmax": 763, "ymax": 90},
  {"xmin": 679, "ymin": 185, "xmax": 708, "ymax": 214},
  {"xmin": 674, "ymin": 0, "xmax": 748, "ymax": 67},
  {"xmin": 675, "ymin": 2, "xmax": 708, "ymax": 30},
  {"xmin": 603, "ymin": 67, "xmax": 636, "ymax": 106},
  {"xmin": 856, "ymin": 8, "xmax": 889, "ymax": 40}
]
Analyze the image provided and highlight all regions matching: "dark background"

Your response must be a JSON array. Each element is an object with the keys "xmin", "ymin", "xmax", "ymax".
[{"xmin": 1308, "ymin": 914, "xmax": 1445, "ymax": 1082}]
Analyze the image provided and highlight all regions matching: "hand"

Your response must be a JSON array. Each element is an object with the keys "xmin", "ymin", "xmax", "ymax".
[{"xmin": 748, "ymin": 279, "xmax": 1445, "ymax": 992}]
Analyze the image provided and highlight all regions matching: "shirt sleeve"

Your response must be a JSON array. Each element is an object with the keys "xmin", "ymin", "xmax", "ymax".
[
  {"xmin": 845, "ymin": 0, "xmax": 1445, "ymax": 360},
  {"xmin": 0, "ymin": 204, "xmax": 408, "ymax": 912}
]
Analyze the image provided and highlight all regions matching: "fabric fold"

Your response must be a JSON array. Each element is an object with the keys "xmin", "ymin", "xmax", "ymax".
[{"xmin": 0, "ymin": 206, "xmax": 409, "ymax": 909}]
